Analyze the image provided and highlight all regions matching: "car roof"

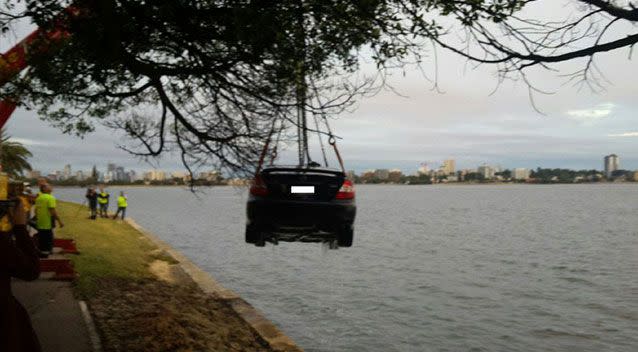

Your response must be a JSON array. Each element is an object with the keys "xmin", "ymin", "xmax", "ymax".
[{"xmin": 261, "ymin": 165, "xmax": 344, "ymax": 175}]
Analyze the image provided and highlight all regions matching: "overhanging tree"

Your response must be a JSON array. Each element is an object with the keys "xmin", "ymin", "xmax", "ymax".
[
  {"xmin": 1, "ymin": 1, "xmax": 635, "ymax": 175},
  {"xmin": 416, "ymin": 0, "xmax": 638, "ymax": 100},
  {"xmin": 1, "ymin": 0, "xmax": 426, "ymax": 177}
]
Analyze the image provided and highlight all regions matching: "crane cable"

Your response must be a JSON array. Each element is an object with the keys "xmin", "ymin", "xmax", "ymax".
[{"xmin": 310, "ymin": 77, "xmax": 346, "ymax": 173}]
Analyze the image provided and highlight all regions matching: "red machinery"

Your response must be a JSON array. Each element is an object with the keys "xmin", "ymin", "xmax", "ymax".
[{"xmin": 0, "ymin": 6, "xmax": 78, "ymax": 128}]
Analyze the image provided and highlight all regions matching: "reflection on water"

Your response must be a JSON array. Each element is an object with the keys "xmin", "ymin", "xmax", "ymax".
[{"xmin": 57, "ymin": 184, "xmax": 638, "ymax": 352}]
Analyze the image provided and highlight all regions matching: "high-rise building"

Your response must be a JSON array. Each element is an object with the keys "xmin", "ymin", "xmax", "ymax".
[
  {"xmin": 103, "ymin": 171, "xmax": 113, "ymax": 183},
  {"xmin": 107, "ymin": 163, "xmax": 116, "ymax": 172},
  {"xmin": 76, "ymin": 170, "xmax": 85, "ymax": 181},
  {"xmin": 145, "ymin": 170, "xmax": 166, "ymax": 181},
  {"xmin": 477, "ymin": 165, "xmax": 495, "ymax": 179},
  {"xmin": 512, "ymin": 168, "xmax": 530, "ymax": 180},
  {"xmin": 127, "ymin": 170, "xmax": 138, "ymax": 182},
  {"xmin": 63, "ymin": 164, "xmax": 72, "ymax": 180},
  {"xmin": 115, "ymin": 166, "xmax": 126, "ymax": 181},
  {"xmin": 442, "ymin": 159, "xmax": 456, "ymax": 175},
  {"xmin": 604, "ymin": 154, "xmax": 619, "ymax": 178}
]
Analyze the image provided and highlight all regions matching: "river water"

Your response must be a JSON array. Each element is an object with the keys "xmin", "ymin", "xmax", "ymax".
[{"xmin": 56, "ymin": 184, "xmax": 638, "ymax": 352}]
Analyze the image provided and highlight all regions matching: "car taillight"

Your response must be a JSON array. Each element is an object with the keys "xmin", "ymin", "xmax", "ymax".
[
  {"xmin": 335, "ymin": 179, "xmax": 355, "ymax": 199},
  {"xmin": 250, "ymin": 175, "xmax": 269, "ymax": 196}
]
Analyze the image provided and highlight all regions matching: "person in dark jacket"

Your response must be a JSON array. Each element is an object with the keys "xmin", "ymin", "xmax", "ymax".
[
  {"xmin": 85, "ymin": 187, "xmax": 98, "ymax": 220},
  {"xmin": 0, "ymin": 200, "xmax": 42, "ymax": 352}
]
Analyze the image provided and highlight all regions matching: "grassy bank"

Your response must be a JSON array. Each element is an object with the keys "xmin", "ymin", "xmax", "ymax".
[
  {"xmin": 56, "ymin": 201, "xmax": 175, "ymax": 296},
  {"xmin": 55, "ymin": 201, "xmax": 273, "ymax": 352}
]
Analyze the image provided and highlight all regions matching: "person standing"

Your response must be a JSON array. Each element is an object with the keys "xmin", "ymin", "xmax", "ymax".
[
  {"xmin": 28, "ymin": 178, "xmax": 48, "ymax": 205},
  {"xmin": 1, "ymin": 200, "xmax": 42, "ymax": 352},
  {"xmin": 85, "ymin": 187, "xmax": 98, "ymax": 220},
  {"xmin": 97, "ymin": 187, "xmax": 109, "ymax": 218},
  {"xmin": 15, "ymin": 183, "xmax": 31, "ymax": 215},
  {"xmin": 113, "ymin": 191, "xmax": 127, "ymax": 220},
  {"xmin": 20, "ymin": 185, "xmax": 36, "ymax": 230},
  {"xmin": 34, "ymin": 184, "xmax": 63, "ymax": 257}
]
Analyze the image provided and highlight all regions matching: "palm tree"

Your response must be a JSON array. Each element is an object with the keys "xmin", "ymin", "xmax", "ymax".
[{"xmin": 0, "ymin": 128, "xmax": 32, "ymax": 178}]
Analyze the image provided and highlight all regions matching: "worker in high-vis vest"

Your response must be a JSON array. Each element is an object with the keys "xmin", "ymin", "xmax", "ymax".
[
  {"xmin": 112, "ymin": 191, "xmax": 128, "ymax": 220},
  {"xmin": 97, "ymin": 187, "xmax": 110, "ymax": 218},
  {"xmin": 34, "ymin": 183, "xmax": 64, "ymax": 256}
]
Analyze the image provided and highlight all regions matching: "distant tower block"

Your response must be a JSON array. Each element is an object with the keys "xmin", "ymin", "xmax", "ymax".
[
  {"xmin": 604, "ymin": 154, "xmax": 619, "ymax": 178},
  {"xmin": 442, "ymin": 159, "xmax": 456, "ymax": 175}
]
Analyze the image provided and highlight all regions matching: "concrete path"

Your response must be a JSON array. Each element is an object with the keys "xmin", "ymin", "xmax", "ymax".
[{"xmin": 12, "ymin": 279, "xmax": 94, "ymax": 352}]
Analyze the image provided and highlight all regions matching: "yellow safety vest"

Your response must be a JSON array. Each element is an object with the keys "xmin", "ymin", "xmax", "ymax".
[
  {"xmin": 117, "ymin": 196, "xmax": 127, "ymax": 208},
  {"xmin": 98, "ymin": 192, "xmax": 109, "ymax": 204},
  {"xmin": 19, "ymin": 196, "xmax": 31, "ymax": 212}
]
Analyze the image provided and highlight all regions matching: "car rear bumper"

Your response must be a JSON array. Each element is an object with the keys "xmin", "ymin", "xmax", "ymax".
[{"xmin": 247, "ymin": 197, "xmax": 356, "ymax": 232}]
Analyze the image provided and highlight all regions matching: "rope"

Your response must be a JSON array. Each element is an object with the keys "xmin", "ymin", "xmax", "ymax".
[
  {"xmin": 269, "ymin": 120, "xmax": 284, "ymax": 166},
  {"xmin": 255, "ymin": 119, "xmax": 278, "ymax": 176},
  {"xmin": 312, "ymin": 112, "xmax": 329, "ymax": 167},
  {"xmin": 329, "ymin": 136, "xmax": 346, "ymax": 173}
]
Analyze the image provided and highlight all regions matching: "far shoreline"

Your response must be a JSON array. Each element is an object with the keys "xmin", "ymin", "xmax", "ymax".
[
  {"xmin": 358, "ymin": 182, "xmax": 637, "ymax": 186},
  {"xmin": 50, "ymin": 181, "xmax": 637, "ymax": 188}
]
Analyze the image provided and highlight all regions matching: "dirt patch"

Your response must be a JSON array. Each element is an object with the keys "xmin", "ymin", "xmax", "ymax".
[
  {"xmin": 149, "ymin": 260, "xmax": 192, "ymax": 285},
  {"xmin": 89, "ymin": 278, "xmax": 274, "ymax": 352},
  {"xmin": 149, "ymin": 249, "xmax": 180, "ymax": 264}
]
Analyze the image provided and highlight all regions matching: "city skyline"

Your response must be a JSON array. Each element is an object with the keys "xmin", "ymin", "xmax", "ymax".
[
  {"xmin": 354, "ymin": 154, "xmax": 637, "ymax": 184},
  {"xmin": 27, "ymin": 161, "xmax": 221, "ymax": 183},
  {"xmin": 31, "ymin": 153, "xmax": 635, "ymax": 183}
]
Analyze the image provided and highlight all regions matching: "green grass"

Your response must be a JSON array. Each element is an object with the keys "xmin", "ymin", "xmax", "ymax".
[{"xmin": 56, "ymin": 201, "xmax": 160, "ymax": 297}]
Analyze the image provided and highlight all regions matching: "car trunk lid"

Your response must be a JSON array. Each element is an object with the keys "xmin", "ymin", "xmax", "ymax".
[{"xmin": 260, "ymin": 167, "xmax": 345, "ymax": 201}]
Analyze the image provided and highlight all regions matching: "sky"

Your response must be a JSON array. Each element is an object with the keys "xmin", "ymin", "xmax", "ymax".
[{"xmin": 1, "ymin": 1, "xmax": 637, "ymax": 175}]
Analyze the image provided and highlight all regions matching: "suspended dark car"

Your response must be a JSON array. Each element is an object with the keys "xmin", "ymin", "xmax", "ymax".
[
  {"xmin": 245, "ymin": 58, "xmax": 358, "ymax": 248},
  {"xmin": 245, "ymin": 165, "xmax": 355, "ymax": 247}
]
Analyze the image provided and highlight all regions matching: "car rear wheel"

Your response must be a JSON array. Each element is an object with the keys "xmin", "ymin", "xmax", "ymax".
[
  {"xmin": 337, "ymin": 225, "xmax": 353, "ymax": 247},
  {"xmin": 245, "ymin": 225, "xmax": 265, "ymax": 246}
]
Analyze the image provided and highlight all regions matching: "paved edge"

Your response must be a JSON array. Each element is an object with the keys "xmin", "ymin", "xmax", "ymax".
[
  {"xmin": 124, "ymin": 218, "xmax": 303, "ymax": 352},
  {"xmin": 79, "ymin": 301, "xmax": 103, "ymax": 352}
]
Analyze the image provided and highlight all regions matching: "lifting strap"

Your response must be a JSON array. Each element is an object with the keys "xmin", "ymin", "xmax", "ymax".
[{"xmin": 255, "ymin": 119, "xmax": 278, "ymax": 176}]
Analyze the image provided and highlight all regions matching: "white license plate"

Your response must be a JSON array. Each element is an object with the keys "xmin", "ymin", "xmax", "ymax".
[{"xmin": 291, "ymin": 186, "xmax": 315, "ymax": 194}]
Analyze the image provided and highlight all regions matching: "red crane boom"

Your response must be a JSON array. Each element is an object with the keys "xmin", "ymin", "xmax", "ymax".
[{"xmin": 0, "ymin": 6, "xmax": 78, "ymax": 128}]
